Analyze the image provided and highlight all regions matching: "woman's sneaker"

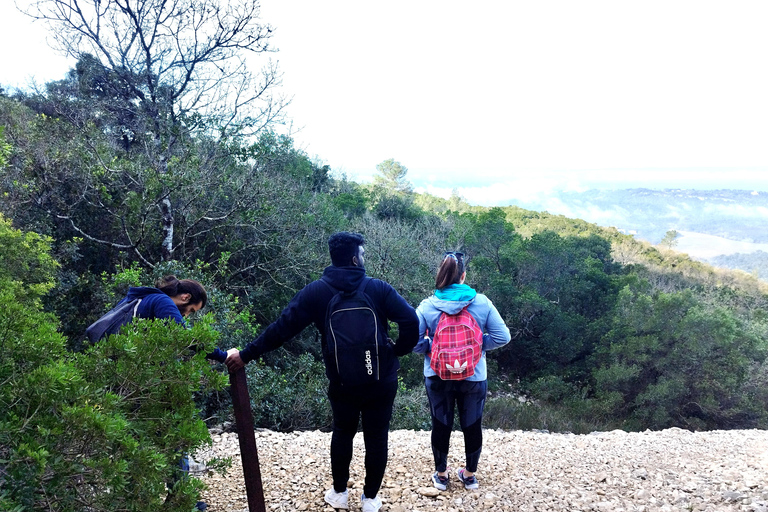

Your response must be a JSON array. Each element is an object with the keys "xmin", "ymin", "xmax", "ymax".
[
  {"xmin": 323, "ymin": 488, "xmax": 349, "ymax": 509},
  {"xmin": 361, "ymin": 494, "xmax": 382, "ymax": 512},
  {"xmin": 457, "ymin": 468, "xmax": 479, "ymax": 489},
  {"xmin": 431, "ymin": 472, "xmax": 449, "ymax": 491}
]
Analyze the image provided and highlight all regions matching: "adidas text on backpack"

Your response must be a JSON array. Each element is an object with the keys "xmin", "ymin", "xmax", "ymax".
[
  {"xmin": 321, "ymin": 277, "xmax": 395, "ymax": 386},
  {"xmin": 430, "ymin": 307, "xmax": 483, "ymax": 380},
  {"xmin": 85, "ymin": 298, "xmax": 142, "ymax": 343}
]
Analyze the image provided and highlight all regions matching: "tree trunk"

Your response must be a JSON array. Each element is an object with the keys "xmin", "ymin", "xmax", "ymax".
[{"xmin": 161, "ymin": 196, "xmax": 174, "ymax": 261}]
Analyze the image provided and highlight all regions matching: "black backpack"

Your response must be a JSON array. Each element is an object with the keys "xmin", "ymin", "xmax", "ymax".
[
  {"xmin": 85, "ymin": 298, "xmax": 143, "ymax": 343},
  {"xmin": 320, "ymin": 277, "xmax": 395, "ymax": 386}
]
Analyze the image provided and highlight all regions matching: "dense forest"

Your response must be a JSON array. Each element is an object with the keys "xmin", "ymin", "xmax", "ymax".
[
  {"xmin": 712, "ymin": 250, "xmax": 768, "ymax": 280},
  {"xmin": 1, "ymin": 1, "xmax": 767, "ymax": 509}
]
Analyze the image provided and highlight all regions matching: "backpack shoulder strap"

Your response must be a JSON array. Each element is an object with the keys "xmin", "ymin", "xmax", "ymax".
[{"xmin": 132, "ymin": 298, "xmax": 142, "ymax": 317}]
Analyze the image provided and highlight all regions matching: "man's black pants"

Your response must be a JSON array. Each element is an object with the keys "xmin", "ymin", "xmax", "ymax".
[{"xmin": 327, "ymin": 379, "xmax": 398, "ymax": 499}]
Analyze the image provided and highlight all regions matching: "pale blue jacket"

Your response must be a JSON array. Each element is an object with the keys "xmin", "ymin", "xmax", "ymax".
[{"xmin": 413, "ymin": 284, "xmax": 511, "ymax": 381}]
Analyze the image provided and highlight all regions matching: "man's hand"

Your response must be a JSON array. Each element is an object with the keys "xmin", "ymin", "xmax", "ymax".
[{"xmin": 225, "ymin": 348, "xmax": 245, "ymax": 373}]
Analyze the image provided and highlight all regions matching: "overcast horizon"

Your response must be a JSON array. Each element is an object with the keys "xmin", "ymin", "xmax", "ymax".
[
  {"xmin": 2, "ymin": 1, "xmax": 767, "ymax": 202},
  {"xmin": 408, "ymin": 168, "xmax": 768, "ymax": 207}
]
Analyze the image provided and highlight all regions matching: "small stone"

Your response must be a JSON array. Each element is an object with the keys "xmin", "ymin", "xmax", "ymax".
[
  {"xmin": 416, "ymin": 487, "xmax": 441, "ymax": 497},
  {"xmin": 635, "ymin": 489, "xmax": 651, "ymax": 500}
]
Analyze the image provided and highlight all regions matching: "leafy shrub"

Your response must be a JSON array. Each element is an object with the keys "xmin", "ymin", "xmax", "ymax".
[
  {"xmin": 391, "ymin": 378, "xmax": 431, "ymax": 431},
  {"xmin": 246, "ymin": 352, "xmax": 332, "ymax": 431},
  {"xmin": 483, "ymin": 395, "xmax": 611, "ymax": 434},
  {"xmin": 0, "ymin": 216, "xmax": 228, "ymax": 511},
  {"xmin": 593, "ymin": 287, "xmax": 768, "ymax": 430}
]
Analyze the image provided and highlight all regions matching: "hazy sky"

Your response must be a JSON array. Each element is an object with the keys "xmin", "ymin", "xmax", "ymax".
[{"xmin": 2, "ymin": 0, "xmax": 768, "ymax": 205}]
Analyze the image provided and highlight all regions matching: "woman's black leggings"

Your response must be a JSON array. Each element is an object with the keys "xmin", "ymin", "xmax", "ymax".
[{"xmin": 425, "ymin": 376, "xmax": 487, "ymax": 473}]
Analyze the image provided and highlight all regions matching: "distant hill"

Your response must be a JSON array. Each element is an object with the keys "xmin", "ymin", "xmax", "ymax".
[
  {"xmin": 710, "ymin": 250, "xmax": 768, "ymax": 280},
  {"xmin": 508, "ymin": 188, "xmax": 768, "ymax": 244},
  {"xmin": 506, "ymin": 188, "xmax": 768, "ymax": 277}
]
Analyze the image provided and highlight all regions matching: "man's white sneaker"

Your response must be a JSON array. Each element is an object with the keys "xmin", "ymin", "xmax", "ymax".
[
  {"xmin": 324, "ymin": 488, "xmax": 349, "ymax": 510},
  {"xmin": 361, "ymin": 493, "xmax": 382, "ymax": 512}
]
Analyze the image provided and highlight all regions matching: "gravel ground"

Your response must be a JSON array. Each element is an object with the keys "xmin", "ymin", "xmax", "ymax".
[{"xmin": 197, "ymin": 428, "xmax": 768, "ymax": 512}]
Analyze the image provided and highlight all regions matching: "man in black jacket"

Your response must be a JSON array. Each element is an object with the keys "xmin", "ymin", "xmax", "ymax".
[{"xmin": 225, "ymin": 232, "xmax": 418, "ymax": 512}]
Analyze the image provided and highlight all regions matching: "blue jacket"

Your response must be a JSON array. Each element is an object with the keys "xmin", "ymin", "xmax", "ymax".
[
  {"xmin": 122, "ymin": 287, "xmax": 187, "ymax": 323},
  {"xmin": 119, "ymin": 287, "xmax": 226, "ymax": 362},
  {"xmin": 414, "ymin": 285, "xmax": 510, "ymax": 381},
  {"xmin": 238, "ymin": 265, "xmax": 419, "ymax": 384}
]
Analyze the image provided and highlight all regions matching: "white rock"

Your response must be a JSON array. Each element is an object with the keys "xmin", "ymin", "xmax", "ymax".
[{"xmin": 416, "ymin": 487, "xmax": 441, "ymax": 497}]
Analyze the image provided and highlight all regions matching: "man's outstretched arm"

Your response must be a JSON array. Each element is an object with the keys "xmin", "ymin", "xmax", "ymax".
[{"xmin": 225, "ymin": 284, "xmax": 319, "ymax": 372}]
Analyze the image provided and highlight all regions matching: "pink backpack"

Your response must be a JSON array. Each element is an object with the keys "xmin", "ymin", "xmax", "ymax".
[{"xmin": 429, "ymin": 307, "xmax": 483, "ymax": 380}]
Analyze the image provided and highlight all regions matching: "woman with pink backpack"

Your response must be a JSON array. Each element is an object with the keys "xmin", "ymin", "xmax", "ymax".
[{"xmin": 413, "ymin": 252, "xmax": 511, "ymax": 491}]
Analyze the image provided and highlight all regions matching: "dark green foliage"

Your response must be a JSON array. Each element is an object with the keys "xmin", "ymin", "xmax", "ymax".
[
  {"xmin": 593, "ymin": 287, "xmax": 767, "ymax": 430},
  {"xmin": 246, "ymin": 353, "xmax": 332, "ymax": 431},
  {"xmin": 0, "ymin": 126, "xmax": 9, "ymax": 167},
  {"xmin": 332, "ymin": 191, "xmax": 370, "ymax": 219},
  {"xmin": 483, "ymin": 393, "xmax": 610, "ymax": 434},
  {"xmin": 368, "ymin": 185, "xmax": 423, "ymax": 222},
  {"xmin": 391, "ymin": 378, "xmax": 431, "ymax": 431}
]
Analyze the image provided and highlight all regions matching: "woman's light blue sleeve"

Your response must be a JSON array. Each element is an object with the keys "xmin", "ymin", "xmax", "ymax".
[
  {"xmin": 482, "ymin": 297, "xmax": 511, "ymax": 352},
  {"xmin": 412, "ymin": 307, "xmax": 431, "ymax": 354}
]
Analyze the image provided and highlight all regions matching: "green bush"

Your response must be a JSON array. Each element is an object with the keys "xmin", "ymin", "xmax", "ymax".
[
  {"xmin": 391, "ymin": 378, "xmax": 431, "ymax": 431},
  {"xmin": 246, "ymin": 352, "xmax": 333, "ymax": 431},
  {"xmin": 0, "ymin": 216, "xmax": 228, "ymax": 511},
  {"xmin": 483, "ymin": 395, "xmax": 611, "ymax": 434},
  {"xmin": 593, "ymin": 287, "xmax": 768, "ymax": 430}
]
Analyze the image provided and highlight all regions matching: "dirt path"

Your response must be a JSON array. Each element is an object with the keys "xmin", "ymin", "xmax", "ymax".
[{"xmin": 197, "ymin": 428, "xmax": 768, "ymax": 511}]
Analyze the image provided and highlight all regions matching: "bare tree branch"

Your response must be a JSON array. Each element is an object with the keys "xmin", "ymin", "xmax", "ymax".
[{"xmin": 23, "ymin": 0, "xmax": 288, "ymax": 261}]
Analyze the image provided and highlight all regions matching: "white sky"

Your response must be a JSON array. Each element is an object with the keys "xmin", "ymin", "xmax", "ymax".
[{"xmin": 2, "ymin": 0, "xmax": 768, "ymax": 204}]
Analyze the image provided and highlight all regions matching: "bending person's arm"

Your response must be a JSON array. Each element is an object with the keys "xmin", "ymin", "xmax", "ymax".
[
  {"xmin": 150, "ymin": 295, "xmax": 227, "ymax": 362},
  {"xmin": 412, "ymin": 308, "xmax": 431, "ymax": 355}
]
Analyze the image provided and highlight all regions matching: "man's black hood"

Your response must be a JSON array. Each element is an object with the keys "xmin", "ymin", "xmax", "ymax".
[
  {"xmin": 321, "ymin": 265, "xmax": 366, "ymax": 292},
  {"xmin": 124, "ymin": 286, "xmax": 166, "ymax": 300}
]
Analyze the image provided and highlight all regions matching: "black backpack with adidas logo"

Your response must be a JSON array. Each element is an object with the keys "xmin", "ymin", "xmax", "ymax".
[{"xmin": 320, "ymin": 277, "xmax": 396, "ymax": 386}]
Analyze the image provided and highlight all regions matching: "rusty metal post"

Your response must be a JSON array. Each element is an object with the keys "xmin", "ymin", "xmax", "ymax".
[{"xmin": 229, "ymin": 368, "xmax": 267, "ymax": 512}]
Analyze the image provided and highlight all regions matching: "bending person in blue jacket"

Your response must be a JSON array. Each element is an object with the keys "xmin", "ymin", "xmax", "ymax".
[
  {"xmin": 111, "ymin": 275, "xmax": 225, "ymax": 511},
  {"xmin": 119, "ymin": 275, "xmax": 205, "ymax": 321},
  {"xmin": 115, "ymin": 275, "xmax": 226, "ymax": 362},
  {"xmin": 225, "ymin": 232, "xmax": 419, "ymax": 512},
  {"xmin": 414, "ymin": 252, "xmax": 511, "ymax": 491}
]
